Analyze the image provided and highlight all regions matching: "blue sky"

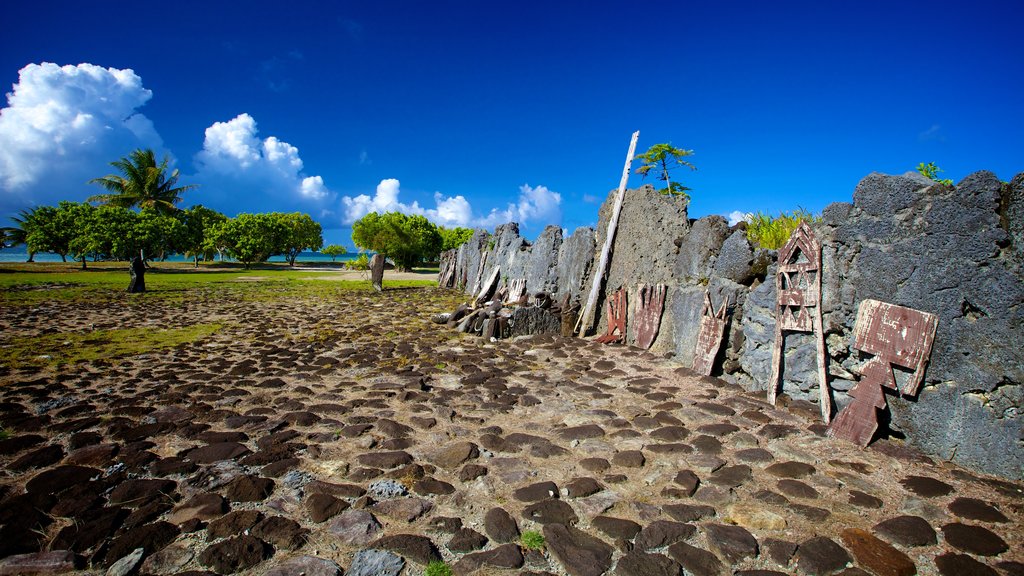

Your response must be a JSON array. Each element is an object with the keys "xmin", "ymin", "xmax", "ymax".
[{"xmin": 1, "ymin": 1, "xmax": 1021, "ymax": 247}]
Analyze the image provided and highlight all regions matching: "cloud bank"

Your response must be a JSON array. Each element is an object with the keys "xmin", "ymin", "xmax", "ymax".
[
  {"xmin": 193, "ymin": 113, "xmax": 334, "ymax": 213},
  {"xmin": 341, "ymin": 179, "xmax": 561, "ymax": 229},
  {"xmin": 0, "ymin": 62, "xmax": 164, "ymax": 211},
  {"xmin": 726, "ymin": 210, "xmax": 751, "ymax": 226}
]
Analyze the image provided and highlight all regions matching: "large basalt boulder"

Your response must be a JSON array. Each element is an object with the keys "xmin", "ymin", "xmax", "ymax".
[
  {"xmin": 819, "ymin": 170, "xmax": 1023, "ymax": 479},
  {"xmin": 556, "ymin": 227, "xmax": 596, "ymax": 304},
  {"xmin": 594, "ymin": 185, "xmax": 690, "ymax": 352},
  {"xmin": 525, "ymin": 225, "xmax": 563, "ymax": 295}
]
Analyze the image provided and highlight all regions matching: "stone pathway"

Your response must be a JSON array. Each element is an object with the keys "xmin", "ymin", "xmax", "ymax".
[{"xmin": 0, "ymin": 287, "xmax": 1020, "ymax": 575}]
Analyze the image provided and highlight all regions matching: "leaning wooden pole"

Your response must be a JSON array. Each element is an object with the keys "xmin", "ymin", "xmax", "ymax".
[{"xmin": 576, "ymin": 130, "xmax": 640, "ymax": 337}]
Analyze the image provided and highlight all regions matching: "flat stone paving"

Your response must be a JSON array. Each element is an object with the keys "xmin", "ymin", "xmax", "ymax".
[{"xmin": 0, "ymin": 286, "xmax": 1021, "ymax": 575}]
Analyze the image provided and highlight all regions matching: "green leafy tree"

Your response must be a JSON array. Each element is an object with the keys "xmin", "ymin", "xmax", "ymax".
[
  {"xmin": 916, "ymin": 162, "xmax": 953, "ymax": 186},
  {"xmin": 352, "ymin": 211, "xmax": 443, "ymax": 271},
  {"xmin": 134, "ymin": 209, "xmax": 186, "ymax": 261},
  {"xmin": 88, "ymin": 148, "xmax": 198, "ymax": 215},
  {"xmin": 438, "ymin": 226, "xmax": 474, "ymax": 251},
  {"xmin": 634, "ymin": 143, "xmax": 697, "ymax": 199},
  {"xmin": 274, "ymin": 212, "xmax": 324, "ymax": 266},
  {"xmin": 216, "ymin": 213, "xmax": 287, "ymax": 268},
  {"xmin": 27, "ymin": 202, "xmax": 95, "ymax": 264},
  {"xmin": 180, "ymin": 205, "xmax": 228, "ymax": 267},
  {"xmin": 72, "ymin": 205, "xmax": 135, "ymax": 266},
  {"xmin": 321, "ymin": 244, "xmax": 348, "ymax": 261}
]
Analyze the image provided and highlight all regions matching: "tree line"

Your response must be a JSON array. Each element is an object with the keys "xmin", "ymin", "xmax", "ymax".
[
  {"xmin": 1, "ymin": 148, "xmax": 324, "ymax": 269},
  {"xmin": 1, "ymin": 147, "xmax": 478, "ymax": 271}
]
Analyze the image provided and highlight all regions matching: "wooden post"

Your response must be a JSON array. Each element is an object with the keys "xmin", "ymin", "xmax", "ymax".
[{"xmin": 576, "ymin": 130, "xmax": 640, "ymax": 337}]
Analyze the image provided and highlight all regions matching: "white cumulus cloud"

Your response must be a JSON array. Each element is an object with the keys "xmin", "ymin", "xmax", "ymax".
[
  {"xmin": 0, "ymin": 62, "xmax": 164, "ymax": 211},
  {"xmin": 340, "ymin": 179, "xmax": 561, "ymax": 230},
  {"xmin": 727, "ymin": 210, "xmax": 752, "ymax": 226},
  {"xmin": 193, "ymin": 113, "xmax": 335, "ymax": 212}
]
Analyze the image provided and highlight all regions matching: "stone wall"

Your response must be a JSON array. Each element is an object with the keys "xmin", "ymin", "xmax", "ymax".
[{"xmin": 439, "ymin": 171, "xmax": 1024, "ymax": 480}]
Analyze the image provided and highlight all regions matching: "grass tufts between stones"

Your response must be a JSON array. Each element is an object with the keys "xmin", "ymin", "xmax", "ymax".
[{"xmin": 0, "ymin": 323, "xmax": 224, "ymax": 369}]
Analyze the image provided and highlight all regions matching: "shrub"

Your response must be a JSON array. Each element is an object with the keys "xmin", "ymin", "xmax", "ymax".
[
  {"xmin": 424, "ymin": 561, "xmax": 453, "ymax": 576},
  {"xmin": 520, "ymin": 530, "xmax": 545, "ymax": 551},
  {"xmin": 745, "ymin": 209, "xmax": 819, "ymax": 250},
  {"xmin": 347, "ymin": 253, "xmax": 370, "ymax": 271}
]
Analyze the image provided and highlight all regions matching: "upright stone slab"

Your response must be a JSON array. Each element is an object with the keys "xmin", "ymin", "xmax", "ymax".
[{"xmin": 369, "ymin": 254, "xmax": 385, "ymax": 292}]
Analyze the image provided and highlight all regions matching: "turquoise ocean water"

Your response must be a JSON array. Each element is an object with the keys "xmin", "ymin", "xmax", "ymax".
[{"xmin": 0, "ymin": 250, "xmax": 359, "ymax": 264}]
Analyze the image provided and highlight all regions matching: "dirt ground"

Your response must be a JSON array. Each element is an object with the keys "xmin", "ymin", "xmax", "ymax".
[{"xmin": 0, "ymin": 285, "xmax": 1020, "ymax": 575}]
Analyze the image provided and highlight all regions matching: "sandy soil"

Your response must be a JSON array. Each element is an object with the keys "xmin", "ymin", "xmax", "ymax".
[{"xmin": 0, "ymin": 285, "xmax": 1020, "ymax": 575}]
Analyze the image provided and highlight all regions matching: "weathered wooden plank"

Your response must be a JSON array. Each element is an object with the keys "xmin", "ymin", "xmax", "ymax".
[
  {"xmin": 577, "ymin": 130, "xmax": 640, "ymax": 337},
  {"xmin": 768, "ymin": 221, "xmax": 831, "ymax": 422},
  {"xmin": 692, "ymin": 291, "xmax": 729, "ymax": 375},
  {"xmin": 828, "ymin": 299, "xmax": 938, "ymax": 446},
  {"xmin": 595, "ymin": 287, "xmax": 627, "ymax": 344},
  {"xmin": 634, "ymin": 283, "xmax": 667, "ymax": 349}
]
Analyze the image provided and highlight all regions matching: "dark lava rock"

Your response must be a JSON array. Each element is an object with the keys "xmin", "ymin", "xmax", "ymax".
[
  {"xmin": 611, "ymin": 450, "xmax": 645, "ymax": 468},
  {"xmin": 26, "ymin": 465, "xmax": 99, "ymax": 496},
  {"xmin": 371, "ymin": 497, "xmax": 433, "ymax": 522},
  {"xmin": 663, "ymin": 503, "xmax": 716, "ymax": 522},
  {"xmin": 453, "ymin": 543, "xmax": 524, "ymax": 573},
  {"xmin": 515, "ymin": 481, "xmax": 560, "ymax": 502},
  {"xmin": 934, "ymin": 553, "xmax": 999, "ymax": 576},
  {"xmin": 580, "ymin": 458, "xmax": 611, "ymax": 473},
  {"xmin": 523, "ymin": 499, "xmax": 578, "ymax": 525},
  {"xmin": 940, "ymin": 523, "xmax": 1008, "ymax": 556},
  {"xmin": 448, "ymin": 528, "xmax": 487, "ymax": 552},
  {"xmin": 66, "ymin": 443, "xmax": 119, "ymax": 466},
  {"xmin": 707, "ymin": 464, "xmax": 752, "ymax": 488},
  {"xmin": 224, "ymin": 475, "xmax": 274, "ymax": 502},
  {"xmin": 667, "ymin": 541, "xmax": 723, "ymax": 576},
  {"xmin": 777, "ymin": 479, "xmax": 819, "ymax": 499},
  {"xmin": 899, "ymin": 475, "xmax": 953, "ymax": 497},
  {"xmin": 186, "ymin": 442, "xmax": 251, "ymax": 464},
  {"xmin": 792, "ymin": 504, "xmax": 830, "ymax": 522},
  {"xmin": 372, "ymin": 534, "xmax": 441, "ymax": 565},
  {"xmin": 429, "ymin": 516, "xmax": 463, "ymax": 533},
  {"xmin": 848, "ymin": 490, "xmax": 883, "ymax": 508},
  {"xmin": 101, "ymin": 521, "xmax": 180, "ymax": 567},
  {"xmin": 592, "ymin": 516, "xmax": 641, "ymax": 541},
  {"xmin": 795, "ymin": 536, "xmax": 851, "ymax": 576},
  {"xmin": 252, "ymin": 516, "xmax": 307, "ymax": 550},
  {"xmin": 458, "ymin": 464, "xmax": 487, "ymax": 481},
  {"xmin": 428, "ymin": 441, "xmax": 478, "ymax": 469},
  {"xmin": 484, "ymin": 507, "xmax": 520, "ymax": 543},
  {"xmin": 615, "ymin": 550, "xmax": 682, "ymax": 576},
  {"xmin": 306, "ymin": 480, "xmax": 365, "ymax": 499},
  {"xmin": 0, "ymin": 434, "xmax": 44, "ymax": 455},
  {"xmin": 207, "ymin": 510, "xmax": 264, "ymax": 540},
  {"xmin": 326, "ymin": 509, "xmax": 382, "ymax": 546},
  {"xmin": 109, "ymin": 478, "xmax": 177, "ymax": 506},
  {"xmin": 51, "ymin": 506, "xmax": 127, "ymax": 553},
  {"xmin": 873, "ymin": 515, "xmax": 937, "ymax": 547},
  {"xmin": 650, "ymin": 426, "xmax": 690, "ymax": 441},
  {"xmin": 947, "ymin": 497, "xmax": 1009, "ymax": 523},
  {"xmin": 198, "ymin": 535, "xmax": 271, "ymax": 574},
  {"xmin": 765, "ymin": 460, "xmax": 816, "ymax": 478},
  {"xmin": 8, "ymin": 444, "xmax": 64, "ymax": 471},
  {"xmin": 356, "ymin": 450, "xmax": 413, "ymax": 469},
  {"xmin": 264, "ymin": 555, "xmax": 342, "ymax": 576},
  {"xmin": 690, "ymin": 435, "xmax": 723, "ymax": 455},
  {"xmin": 735, "ymin": 448, "xmax": 774, "ymax": 463},
  {"xmin": 635, "ymin": 520, "xmax": 696, "ymax": 551},
  {"xmin": 0, "ymin": 550, "xmax": 79, "ymax": 575},
  {"xmin": 306, "ymin": 493, "xmax": 349, "ymax": 523},
  {"xmin": 558, "ymin": 424, "xmax": 606, "ymax": 440},
  {"xmin": 704, "ymin": 523, "xmax": 757, "ymax": 563},
  {"xmin": 168, "ymin": 493, "xmax": 227, "ymax": 524},
  {"xmin": 840, "ymin": 528, "xmax": 916, "ymax": 576},
  {"xmin": 413, "ymin": 477, "xmax": 455, "ymax": 496},
  {"xmin": 672, "ymin": 470, "xmax": 700, "ymax": 496},
  {"xmin": 544, "ymin": 523, "xmax": 614, "ymax": 576},
  {"xmin": 564, "ymin": 477, "xmax": 603, "ymax": 498},
  {"xmin": 763, "ymin": 538, "xmax": 797, "ymax": 568}
]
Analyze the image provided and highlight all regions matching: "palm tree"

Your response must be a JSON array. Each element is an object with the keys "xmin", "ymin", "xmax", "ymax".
[
  {"xmin": 3, "ymin": 208, "xmax": 38, "ymax": 261},
  {"xmin": 88, "ymin": 149, "xmax": 197, "ymax": 216}
]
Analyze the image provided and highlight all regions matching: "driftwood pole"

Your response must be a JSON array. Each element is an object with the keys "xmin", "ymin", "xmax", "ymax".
[{"xmin": 576, "ymin": 130, "xmax": 640, "ymax": 337}]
